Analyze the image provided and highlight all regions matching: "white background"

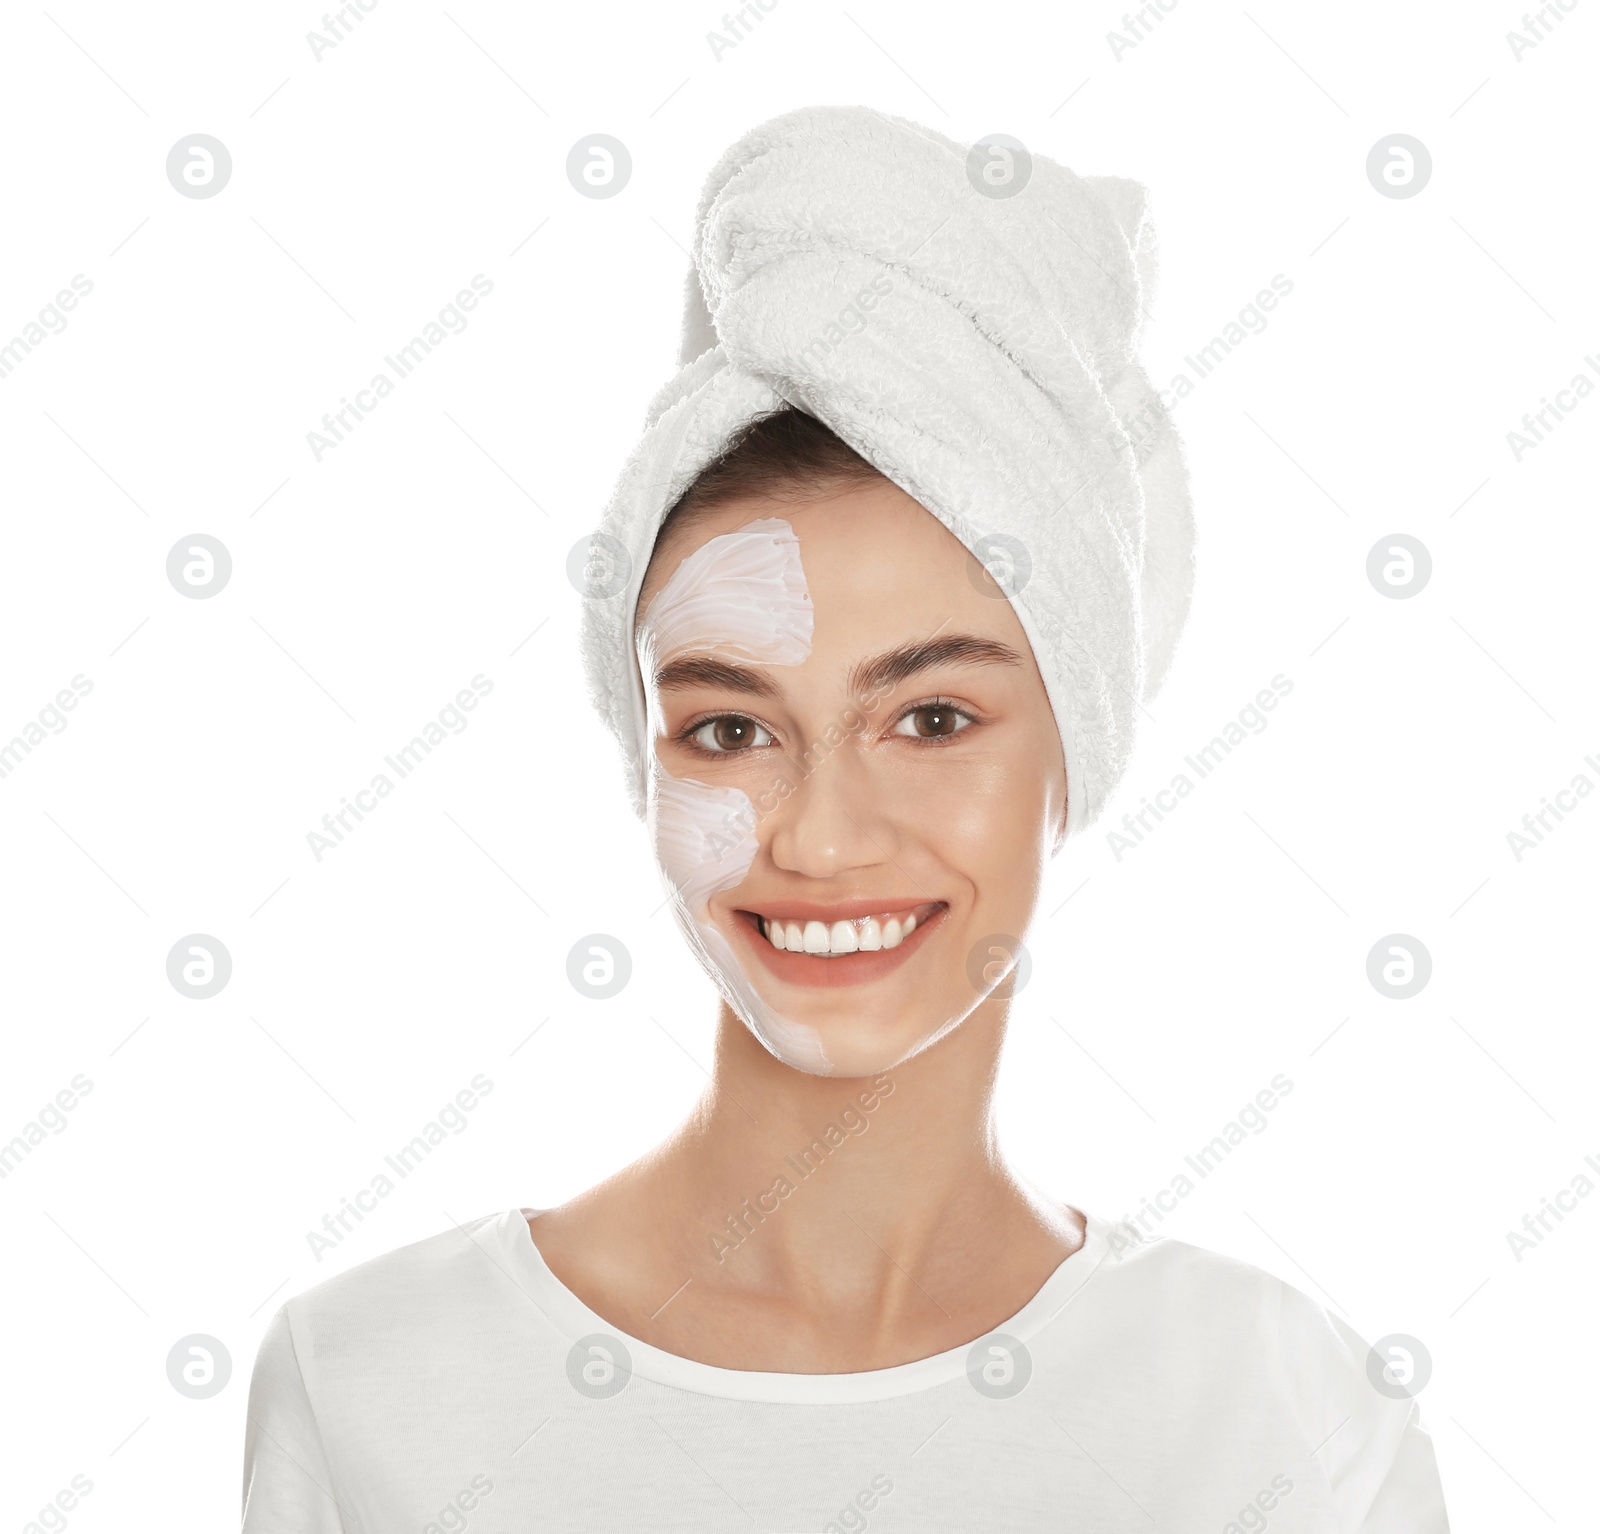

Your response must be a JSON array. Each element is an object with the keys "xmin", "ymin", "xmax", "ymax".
[{"xmin": 1, "ymin": 0, "xmax": 1595, "ymax": 1527}]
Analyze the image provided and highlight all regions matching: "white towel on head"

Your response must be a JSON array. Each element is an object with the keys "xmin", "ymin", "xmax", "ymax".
[{"xmin": 578, "ymin": 103, "xmax": 1195, "ymax": 838}]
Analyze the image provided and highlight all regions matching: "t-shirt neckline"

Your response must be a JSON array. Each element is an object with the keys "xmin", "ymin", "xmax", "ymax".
[{"xmin": 497, "ymin": 1204, "xmax": 1114, "ymax": 1404}]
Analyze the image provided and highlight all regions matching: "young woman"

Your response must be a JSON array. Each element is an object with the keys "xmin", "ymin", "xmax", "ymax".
[{"xmin": 243, "ymin": 107, "xmax": 1449, "ymax": 1532}]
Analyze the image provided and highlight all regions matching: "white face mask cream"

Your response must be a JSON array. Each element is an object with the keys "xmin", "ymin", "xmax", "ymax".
[{"xmin": 637, "ymin": 516, "xmax": 832, "ymax": 1073}]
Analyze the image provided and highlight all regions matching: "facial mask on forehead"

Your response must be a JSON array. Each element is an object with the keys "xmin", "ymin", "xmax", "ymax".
[
  {"xmin": 637, "ymin": 517, "xmax": 832, "ymax": 1073},
  {"xmin": 635, "ymin": 515, "xmax": 813, "ymax": 675}
]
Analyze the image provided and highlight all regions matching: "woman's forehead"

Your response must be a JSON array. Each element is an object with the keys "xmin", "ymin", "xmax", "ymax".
[{"xmin": 638, "ymin": 483, "xmax": 1003, "ymax": 645}]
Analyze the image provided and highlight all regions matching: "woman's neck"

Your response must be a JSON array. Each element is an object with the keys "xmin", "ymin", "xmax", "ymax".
[{"xmin": 528, "ymin": 1002, "xmax": 1085, "ymax": 1372}]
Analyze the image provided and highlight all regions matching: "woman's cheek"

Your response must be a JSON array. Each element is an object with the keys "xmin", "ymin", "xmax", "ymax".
[
  {"xmin": 904, "ymin": 747, "xmax": 1043, "ymax": 843},
  {"xmin": 649, "ymin": 772, "xmax": 759, "ymax": 918},
  {"xmin": 898, "ymin": 751, "xmax": 1054, "ymax": 930},
  {"xmin": 645, "ymin": 756, "xmax": 834, "ymax": 1074}
]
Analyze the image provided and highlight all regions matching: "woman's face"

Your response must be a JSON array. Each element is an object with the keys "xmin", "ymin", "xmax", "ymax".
[{"xmin": 634, "ymin": 475, "xmax": 1067, "ymax": 1078}]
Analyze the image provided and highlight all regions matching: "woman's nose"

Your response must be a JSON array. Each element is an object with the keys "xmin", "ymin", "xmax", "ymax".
[{"xmin": 766, "ymin": 738, "xmax": 900, "ymax": 879}]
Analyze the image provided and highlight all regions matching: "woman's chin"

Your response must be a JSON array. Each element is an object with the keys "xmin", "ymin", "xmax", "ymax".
[
  {"xmin": 743, "ymin": 1002, "xmax": 954, "ymax": 1080},
  {"xmin": 707, "ymin": 903, "xmax": 978, "ymax": 1076}
]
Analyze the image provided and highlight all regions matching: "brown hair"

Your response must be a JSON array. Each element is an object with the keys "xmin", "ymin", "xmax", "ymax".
[{"xmin": 649, "ymin": 406, "xmax": 881, "ymax": 567}]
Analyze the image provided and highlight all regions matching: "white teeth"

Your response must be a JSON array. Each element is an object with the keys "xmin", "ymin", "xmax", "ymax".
[{"xmin": 758, "ymin": 908, "xmax": 933, "ymax": 954}]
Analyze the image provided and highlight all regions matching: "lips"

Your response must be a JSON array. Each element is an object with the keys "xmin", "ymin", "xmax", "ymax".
[{"xmin": 731, "ymin": 900, "xmax": 949, "ymax": 989}]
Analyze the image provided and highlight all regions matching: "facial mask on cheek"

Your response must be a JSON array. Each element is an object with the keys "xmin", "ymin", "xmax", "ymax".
[
  {"xmin": 650, "ymin": 773, "xmax": 830, "ymax": 1071},
  {"xmin": 638, "ymin": 518, "xmax": 831, "ymax": 1073}
]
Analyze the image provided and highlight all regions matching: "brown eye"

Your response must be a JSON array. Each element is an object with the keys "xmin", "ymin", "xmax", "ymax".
[
  {"xmin": 688, "ymin": 715, "xmax": 773, "ymax": 753},
  {"xmin": 893, "ymin": 704, "xmax": 973, "ymax": 739}
]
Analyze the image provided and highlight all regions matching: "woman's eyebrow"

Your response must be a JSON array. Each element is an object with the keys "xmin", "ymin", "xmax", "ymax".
[
  {"xmin": 653, "ymin": 634, "xmax": 1023, "ymax": 699},
  {"xmin": 848, "ymin": 633, "xmax": 1023, "ymax": 698},
  {"xmin": 654, "ymin": 654, "xmax": 783, "ymax": 697}
]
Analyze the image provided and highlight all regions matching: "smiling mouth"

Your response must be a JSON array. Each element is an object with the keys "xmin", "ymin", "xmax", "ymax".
[
  {"xmin": 730, "ymin": 901, "xmax": 948, "ymax": 990},
  {"xmin": 752, "ymin": 901, "xmax": 944, "ymax": 955}
]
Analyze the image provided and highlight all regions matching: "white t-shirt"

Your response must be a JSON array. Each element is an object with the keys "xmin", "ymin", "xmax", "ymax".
[{"xmin": 241, "ymin": 1208, "xmax": 1448, "ymax": 1532}]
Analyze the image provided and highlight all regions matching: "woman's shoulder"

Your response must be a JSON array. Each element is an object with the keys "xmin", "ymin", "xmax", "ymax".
[
  {"xmin": 1084, "ymin": 1217, "xmax": 1427, "ymax": 1433},
  {"xmin": 1091, "ymin": 1216, "xmax": 1399, "ymax": 1369},
  {"xmin": 1098, "ymin": 1215, "xmax": 1328, "ymax": 1301},
  {"xmin": 270, "ymin": 1208, "xmax": 530, "ymax": 1360},
  {"xmin": 1086, "ymin": 1218, "xmax": 1444, "ymax": 1526}
]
